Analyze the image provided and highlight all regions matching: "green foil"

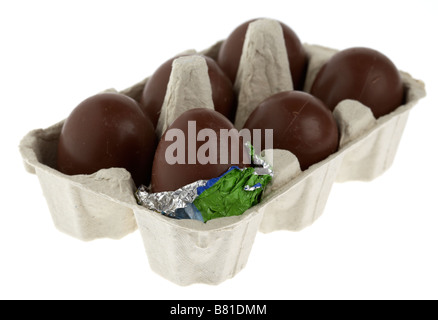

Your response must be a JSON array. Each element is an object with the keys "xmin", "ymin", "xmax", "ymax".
[{"xmin": 193, "ymin": 167, "xmax": 272, "ymax": 222}]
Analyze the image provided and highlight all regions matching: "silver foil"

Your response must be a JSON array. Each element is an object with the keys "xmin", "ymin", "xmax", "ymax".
[
  {"xmin": 244, "ymin": 141, "xmax": 274, "ymax": 177},
  {"xmin": 135, "ymin": 143, "xmax": 273, "ymax": 219},
  {"xmin": 243, "ymin": 183, "xmax": 263, "ymax": 191},
  {"xmin": 135, "ymin": 179, "xmax": 207, "ymax": 216}
]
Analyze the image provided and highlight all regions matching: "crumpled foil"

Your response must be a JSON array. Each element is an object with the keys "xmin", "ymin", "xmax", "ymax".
[
  {"xmin": 135, "ymin": 142, "xmax": 274, "ymax": 221},
  {"xmin": 244, "ymin": 141, "xmax": 274, "ymax": 177},
  {"xmin": 135, "ymin": 179, "xmax": 207, "ymax": 217},
  {"xmin": 243, "ymin": 183, "xmax": 263, "ymax": 191}
]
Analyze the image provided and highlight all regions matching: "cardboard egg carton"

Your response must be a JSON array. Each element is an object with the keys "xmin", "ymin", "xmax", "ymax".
[{"xmin": 19, "ymin": 19, "xmax": 425, "ymax": 285}]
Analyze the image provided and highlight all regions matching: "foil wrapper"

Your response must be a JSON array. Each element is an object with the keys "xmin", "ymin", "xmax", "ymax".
[
  {"xmin": 244, "ymin": 141, "xmax": 274, "ymax": 177},
  {"xmin": 135, "ymin": 179, "xmax": 207, "ymax": 219},
  {"xmin": 243, "ymin": 183, "xmax": 263, "ymax": 191},
  {"xmin": 135, "ymin": 143, "xmax": 274, "ymax": 222}
]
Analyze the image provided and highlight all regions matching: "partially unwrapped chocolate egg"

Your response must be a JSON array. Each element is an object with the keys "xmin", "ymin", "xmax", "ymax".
[
  {"xmin": 310, "ymin": 47, "xmax": 405, "ymax": 118},
  {"xmin": 57, "ymin": 93, "xmax": 156, "ymax": 186},
  {"xmin": 140, "ymin": 54, "xmax": 236, "ymax": 127},
  {"xmin": 243, "ymin": 91, "xmax": 339, "ymax": 170},
  {"xmin": 150, "ymin": 108, "xmax": 249, "ymax": 193},
  {"xmin": 217, "ymin": 18, "xmax": 308, "ymax": 89}
]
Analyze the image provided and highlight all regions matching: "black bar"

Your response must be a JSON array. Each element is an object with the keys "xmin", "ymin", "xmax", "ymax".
[{"xmin": 152, "ymin": 300, "xmax": 289, "ymax": 318}]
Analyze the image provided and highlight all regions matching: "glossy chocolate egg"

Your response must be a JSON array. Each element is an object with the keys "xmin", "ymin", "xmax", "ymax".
[
  {"xmin": 243, "ymin": 91, "xmax": 339, "ymax": 170},
  {"xmin": 217, "ymin": 19, "xmax": 308, "ymax": 89},
  {"xmin": 140, "ymin": 54, "xmax": 236, "ymax": 127},
  {"xmin": 57, "ymin": 92, "xmax": 156, "ymax": 186},
  {"xmin": 150, "ymin": 108, "xmax": 249, "ymax": 193},
  {"xmin": 310, "ymin": 47, "xmax": 405, "ymax": 118}
]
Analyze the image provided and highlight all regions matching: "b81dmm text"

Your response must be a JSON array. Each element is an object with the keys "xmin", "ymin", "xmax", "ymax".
[{"xmin": 214, "ymin": 304, "xmax": 267, "ymax": 315}]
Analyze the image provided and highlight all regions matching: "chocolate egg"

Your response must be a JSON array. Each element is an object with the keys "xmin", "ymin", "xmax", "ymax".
[
  {"xmin": 140, "ymin": 54, "xmax": 236, "ymax": 127},
  {"xmin": 217, "ymin": 19, "xmax": 308, "ymax": 89},
  {"xmin": 310, "ymin": 47, "xmax": 405, "ymax": 118},
  {"xmin": 243, "ymin": 91, "xmax": 339, "ymax": 170},
  {"xmin": 150, "ymin": 108, "xmax": 249, "ymax": 193},
  {"xmin": 57, "ymin": 92, "xmax": 156, "ymax": 186}
]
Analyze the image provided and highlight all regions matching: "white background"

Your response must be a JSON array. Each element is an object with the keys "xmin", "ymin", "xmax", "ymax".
[{"xmin": 1, "ymin": 0, "xmax": 437, "ymax": 300}]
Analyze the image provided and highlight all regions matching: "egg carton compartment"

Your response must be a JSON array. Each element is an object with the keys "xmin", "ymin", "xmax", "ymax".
[
  {"xmin": 19, "ymin": 19, "xmax": 425, "ymax": 285},
  {"xmin": 20, "ymin": 120, "xmax": 138, "ymax": 241}
]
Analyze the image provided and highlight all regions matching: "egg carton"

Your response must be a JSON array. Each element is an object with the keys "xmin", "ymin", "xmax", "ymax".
[{"xmin": 19, "ymin": 19, "xmax": 425, "ymax": 285}]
